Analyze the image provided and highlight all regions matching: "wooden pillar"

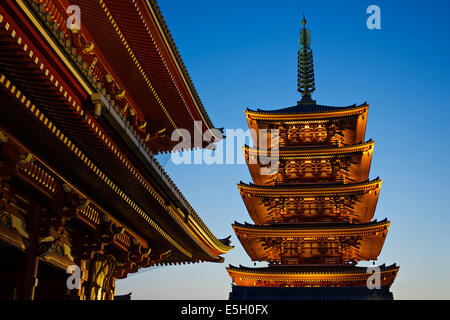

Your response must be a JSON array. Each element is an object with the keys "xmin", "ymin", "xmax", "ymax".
[
  {"xmin": 14, "ymin": 202, "xmax": 41, "ymax": 300},
  {"xmin": 105, "ymin": 276, "xmax": 116, "ymax": 300}
]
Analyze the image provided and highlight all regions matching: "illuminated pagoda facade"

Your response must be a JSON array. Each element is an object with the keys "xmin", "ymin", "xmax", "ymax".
[
  {"xmin": 0, "ymin": 0, "xmax": 232, "ymax": 300},
  {"xmin": 227, "ymin": 17, "xmax": 398, "ymax": 300}
]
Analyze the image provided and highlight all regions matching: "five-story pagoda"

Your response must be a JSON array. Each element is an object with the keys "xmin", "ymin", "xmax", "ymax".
[{"xmin": 227, "ymin": 17, "xmax": 399, "ymax": 300}]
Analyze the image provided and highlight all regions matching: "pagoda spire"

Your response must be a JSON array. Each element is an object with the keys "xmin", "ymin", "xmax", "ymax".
[
  {"xmin": 297, "ymin": 15, "xmax": 316, "ymax": 104},
  {"xmin": 230, "ymin": 15, "xmax": 399, "ymax": 301}
]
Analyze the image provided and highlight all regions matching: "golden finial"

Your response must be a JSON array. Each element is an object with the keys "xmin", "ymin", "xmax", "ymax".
[
  {"xmin": 302, "ymin": 14, "xmax": 307, "ymax": 26},
  {"xmin": 298, "ymin": 14, "xmax": 316, "ymax": 104}
]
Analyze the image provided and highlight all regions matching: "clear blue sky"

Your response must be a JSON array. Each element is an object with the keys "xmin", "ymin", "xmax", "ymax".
[{"xmin": 116, "ymin": 0, "xmax": 450, "ymax": 299}]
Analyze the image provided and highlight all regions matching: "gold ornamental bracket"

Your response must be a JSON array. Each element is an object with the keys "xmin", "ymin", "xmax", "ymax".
[{"xmin": 91, "ymin": 93, "xmax": 109, "ymax": 118}]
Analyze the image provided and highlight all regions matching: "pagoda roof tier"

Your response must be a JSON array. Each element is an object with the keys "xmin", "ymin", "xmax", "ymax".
[
  {"xmin": 233, "ymin": 219, "xmax": 388, "ymax": 231},
  {"xmin": 238, "ymin": 180, "xmax": 381, "ymax": 224},
  {"xmin": 246, "ymin": 102, "xmax": 368, "ymax": 119},
  {"xmin": 232, "ymin": 220, "xmax": 390, "ymax": 263},
  {"xmin": 227, "ymin": 264, "xmax": 399, "ymax": 288},
  {"xmin": 243, "ymin": 140, "xmax": 374, "ymax": 185},
  {"xmin": 239, "ymin": 178, "xmax": 381, "ymax": 196},
  {"xmin": 245, "ymin": 103, "xmax": 368, "ymax": 148}
]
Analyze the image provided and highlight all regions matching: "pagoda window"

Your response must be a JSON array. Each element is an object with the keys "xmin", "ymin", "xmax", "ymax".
[
  {"xmin": 320, "ymin": 160, "xmax": 333, "ymax": 177},
  {"xmin": 285, "ymin": 162, "xmax": 299, "ymax": 177}
]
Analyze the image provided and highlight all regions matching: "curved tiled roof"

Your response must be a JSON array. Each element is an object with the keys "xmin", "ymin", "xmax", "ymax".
[
  {"xmin": 247, "ymin": 102, "xmax": 367, "ymax": 115},
  {"xmin": 1, "ymin": 2, "xmax": 232, "ymax": 262},
  {"xmin": 244, "ymin": 140, "xmax": 373, "ymax": 153},
  {"xmin": 147, "ymin": 0, "xmax": 215, "ymax": 129},
  {"xmin": 228, "ymin": 263, "xmax": 398, "ymax": 274},
  {"xmin": 239, "ymin": 178, "xmax": 381, "ymax": 190},
  {"xmin": 233, "ymin": 218, "xmax": 389, "ymax": 231}
]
